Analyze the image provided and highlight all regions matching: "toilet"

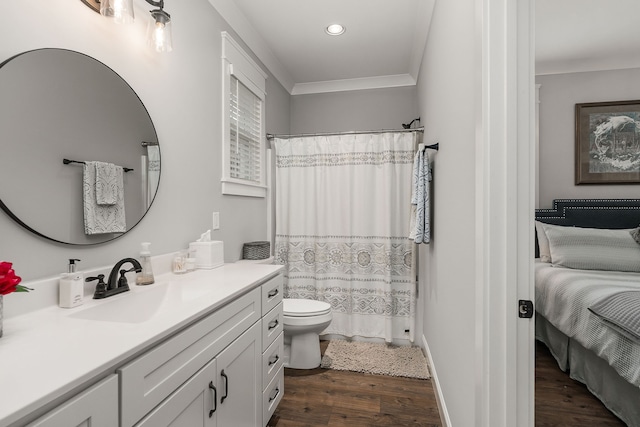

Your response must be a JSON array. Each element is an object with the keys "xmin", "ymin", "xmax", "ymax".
[
  {"xmin": 283, "ymin": 298, "xmax": 332, "ymax": 369},
  {"xmin": 235, "ymin": 257, "xmax": 332, "ymax": 369}
]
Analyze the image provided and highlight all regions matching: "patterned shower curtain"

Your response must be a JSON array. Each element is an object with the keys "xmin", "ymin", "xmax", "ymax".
[{"xmin": 273, "ymin": 131, "xmax": 416, "ymax": 343}]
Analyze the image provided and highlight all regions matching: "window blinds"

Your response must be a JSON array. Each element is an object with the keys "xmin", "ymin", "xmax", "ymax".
[{"xmin": 229, "ymin": 75, "xmax": 262, "ymax": 183}]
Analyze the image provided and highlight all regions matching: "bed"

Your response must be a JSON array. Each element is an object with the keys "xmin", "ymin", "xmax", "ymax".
[{"xmin": 535, "ymin": 199, "xmax": 640, "ymax": 426}]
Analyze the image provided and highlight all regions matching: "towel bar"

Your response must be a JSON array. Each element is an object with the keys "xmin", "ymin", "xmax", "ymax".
[{"xmin": 63, "ymin": 158, "xmax": 134, "ymax": 172}]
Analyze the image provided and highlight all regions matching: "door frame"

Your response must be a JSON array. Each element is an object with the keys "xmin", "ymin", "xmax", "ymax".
[{"xmin": 475, "ymin": 0, "xmax": 535, "ymax": 425}]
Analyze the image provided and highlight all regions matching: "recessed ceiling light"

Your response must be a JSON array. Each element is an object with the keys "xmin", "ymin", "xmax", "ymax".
[{"xmin": 325, "ymin": 24, "xmax": 346, "ymax": 36}]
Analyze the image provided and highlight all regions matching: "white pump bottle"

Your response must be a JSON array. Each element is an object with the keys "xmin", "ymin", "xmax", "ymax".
[{"xmin": 59, "ymin": 258, "xmax": 84, "ymax": 308}]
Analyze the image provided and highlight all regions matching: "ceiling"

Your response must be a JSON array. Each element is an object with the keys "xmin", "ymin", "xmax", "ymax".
[
  {"xmin": 210, "ymin": 0, "xmax": 434, "ymax": 94},
  {"xmin": 536, "ymin": 0, "xmax": 640, "ymax": 75},
  {"xmin": 210, "ymin": 0, "xmax": 640, "ymax": 95}
]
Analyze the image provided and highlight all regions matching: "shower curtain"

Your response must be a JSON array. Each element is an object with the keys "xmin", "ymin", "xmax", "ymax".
[{"xmin": 273, "ymin": 131, "xmax": 416, "ymax": 343}]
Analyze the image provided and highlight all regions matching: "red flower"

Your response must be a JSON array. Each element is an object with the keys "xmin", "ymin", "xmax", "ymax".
[{"xmin": 0, "ymin": 262, "xmax": 28, "ymax": 295}]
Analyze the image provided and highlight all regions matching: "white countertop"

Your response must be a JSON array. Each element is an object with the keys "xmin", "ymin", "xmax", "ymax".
[{"xmin": 0, "ymin": 263, "xmax": 283, "ymax": 427}]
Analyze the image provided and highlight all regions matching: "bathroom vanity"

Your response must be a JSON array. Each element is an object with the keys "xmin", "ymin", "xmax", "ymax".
[{"xmin": 0, "ymin": 263, "xmax": 284, "ymax": 427}]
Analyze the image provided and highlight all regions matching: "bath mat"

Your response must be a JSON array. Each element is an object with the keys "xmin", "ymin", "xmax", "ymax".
[{"xmin": 320, "ymin": 340, "xmax": 431, "ymax": 379}]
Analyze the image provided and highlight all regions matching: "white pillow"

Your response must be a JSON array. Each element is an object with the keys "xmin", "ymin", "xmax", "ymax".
[
  {"xmin": 535, "ymin": 221, "xmax": 551, "ymax": 262},
  {"xmin": 541, "ymin": 223, "xmax": 640, "ymax": 272}
]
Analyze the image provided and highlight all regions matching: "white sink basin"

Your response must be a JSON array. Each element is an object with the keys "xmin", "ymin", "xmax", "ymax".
[{"xmin": 68, "ymin": 281, "xmax": 216, "ymax": 324}]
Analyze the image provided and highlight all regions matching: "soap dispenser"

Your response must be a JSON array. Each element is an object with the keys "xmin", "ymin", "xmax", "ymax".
[
  {"xmin": 136, "ymin": 242, "xmax": 155, "ymax": 285},
  {"xmin": 59, "ymin": 259, "xmax": 83, "ymax": 308}
]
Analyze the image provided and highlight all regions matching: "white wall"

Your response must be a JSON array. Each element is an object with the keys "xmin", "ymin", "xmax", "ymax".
[
  {"xmin": 416, "ymin": 0, "xmax": 477, "ymax": 425},
  {"xmin": 0, "ymin": 0, "xmax": 289, "ymax": 280},
  {"xmin": 536, "ymin": 68, "xmax": 640, "ymax": 208},
  {"xmin": 290, "ymin": 86, "xmax": 418, "ymax": 134}
]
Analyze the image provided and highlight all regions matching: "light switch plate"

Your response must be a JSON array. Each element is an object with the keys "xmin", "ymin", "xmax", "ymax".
[{"xmin": 212, "ymin": 212, "xmax": 220, "ymax": 230}]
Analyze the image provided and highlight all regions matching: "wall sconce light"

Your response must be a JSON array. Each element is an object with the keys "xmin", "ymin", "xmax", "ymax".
[
  {"xmin": 99, "ymin": 0, "xmax": 135, "ymax": 24},
  {"xmin": 81, "ymin": 0, "xmax": 173, "ymax": 52},
  {"xmin": 147, "ymin": 4, "xmax": 172, "ymax": 53}
]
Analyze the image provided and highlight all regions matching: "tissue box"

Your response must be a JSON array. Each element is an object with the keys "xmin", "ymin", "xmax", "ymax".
[{"xmin": 189, "ymin": 241, "xmax": 224, "ymax": 269}]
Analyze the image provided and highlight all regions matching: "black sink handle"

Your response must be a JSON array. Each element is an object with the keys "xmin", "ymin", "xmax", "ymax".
[
  {"xmin": 85, "ymin": 274, "xmax": 106, "ymax": 284},
  {"xmin": 86, "ymin": 275, "xmax": 107, "ymax": 298},
  {"xmin": 118, "ymin": 267, "xmax": 140, "ymax": 288}
]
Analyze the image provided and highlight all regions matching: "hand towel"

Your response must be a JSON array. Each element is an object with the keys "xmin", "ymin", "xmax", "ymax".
[
  {"xmin": 412, "ymin": 149, "xmax": 432, "ymax": 244},
  {"xmin": 95, "ymin": 161, "xmax": 120, "ymax": 206},
  {"xmin": 83, "ymin": 161, "xmax": 127, "ymax": 235},
  {"xmin": 146, "ymin": 144, "xmax": 160, "ymax": 208},
  {"xmin": 408, "ymin": 150, "xmax": 420, "ymax": 240}
]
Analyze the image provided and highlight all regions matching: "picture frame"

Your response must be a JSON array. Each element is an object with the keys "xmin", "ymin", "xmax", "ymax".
[{"xmin": 575, "ymin": 100, "xmax": 640, "ymax": 184}]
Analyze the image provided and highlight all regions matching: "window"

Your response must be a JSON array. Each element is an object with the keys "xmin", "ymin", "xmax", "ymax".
[
  {"xmin": 229, "ymin": 75, "xmax": 261, "ymax": 183},
  {"xmin": 221, "ymin": 32, "xmax": 267, "ymax": 197}
]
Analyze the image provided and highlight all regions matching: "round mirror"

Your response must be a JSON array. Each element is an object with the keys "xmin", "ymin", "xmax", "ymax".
[{"xmin": 0, "ymin": 49, "xmax": 160, "ymax": 245}]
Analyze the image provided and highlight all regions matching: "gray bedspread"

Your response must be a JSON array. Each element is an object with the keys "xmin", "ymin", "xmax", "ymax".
[
  {"xmin": 535, "ymin": 261, "xmax": 640, "ymax": 387},
  {"xmin": 589, "ymin": 290, "xmax": 640, "ymax": 344}
]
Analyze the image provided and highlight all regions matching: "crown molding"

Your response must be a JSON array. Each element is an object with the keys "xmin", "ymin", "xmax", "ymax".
[
  {"xmin": 535, "ymin": 57, "xmax": 640, "ymax": 76},
  {"xmin": 291, "ymin": 74, "xmax": 417, "ymax": 96}
]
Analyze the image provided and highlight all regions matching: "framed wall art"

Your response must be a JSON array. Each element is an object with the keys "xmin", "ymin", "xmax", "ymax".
[{"xmin": 575, "ymin": 100, "xmax": 640, "ymax": 184}]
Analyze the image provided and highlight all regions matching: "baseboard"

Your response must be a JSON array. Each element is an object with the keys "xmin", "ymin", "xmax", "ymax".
[
  {"xmin": 421, "ymin": 334, "xmax": 452, "ymax": 427},
  {"xmin": 321, "ymin": 333, "xmax": 412, "ymax": 347}
]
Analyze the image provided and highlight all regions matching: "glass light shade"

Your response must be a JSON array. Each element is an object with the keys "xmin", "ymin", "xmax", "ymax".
[
  {"xmin": 100, "ymin": 0, "xmax": 135, "ymax": 24},
  {"xmin": 147, "ymin": 10, "xmax": 173, "ymax": 53}
]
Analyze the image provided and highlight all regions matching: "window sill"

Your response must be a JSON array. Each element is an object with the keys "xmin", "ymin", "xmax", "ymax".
[{"xmin": 221, "ymin": 180, "xmax": 267, "ymax": 198}]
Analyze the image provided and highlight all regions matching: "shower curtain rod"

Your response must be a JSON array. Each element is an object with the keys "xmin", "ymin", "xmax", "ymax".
[{"xmin": 266, "ymin": 127, "xmax": 424, "ymax": 140}]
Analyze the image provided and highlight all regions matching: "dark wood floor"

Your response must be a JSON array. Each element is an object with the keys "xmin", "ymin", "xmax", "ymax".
[
  {"xmin": 267, "ymin": 340, "xmax": 441, "ymax": 426},
  {"xmin": 534, "ymin": 341, "xmax": 625, "ymax": 426},
  {"xmin": 268, "ymin": 340, "xmax": 626, "ymax": 427}
]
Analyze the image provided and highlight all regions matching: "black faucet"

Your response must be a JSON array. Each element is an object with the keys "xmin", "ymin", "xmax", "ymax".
[{"xmin": 86, "ymin": 258, "xmax": 143, "ymax": 299}]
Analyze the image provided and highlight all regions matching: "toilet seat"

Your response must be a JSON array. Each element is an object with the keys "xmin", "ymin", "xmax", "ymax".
[{"xmin": 284, "ymin": 299, "xmax": 331, "ymax": 317}]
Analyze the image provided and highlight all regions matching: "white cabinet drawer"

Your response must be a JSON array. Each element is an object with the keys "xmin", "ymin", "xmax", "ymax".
[
  {"xmin": 119, "ymin": 288, "xmax": 261, "ymax": 427},
  {"xmin": 261, "ymin": 274, "xmax": 283, "ymax": 315},
  {"xmin": 262, "ymin": 366, "xmax": 284, "ymax": 427},
  {"xmin": 27, "ymin": 375, "xmax": 118, "ymax": 427},
  {"xmin": 261, "ymin": 302, "xmax": 283, "ymax": 352},
  {"xmin": 262, "ymin": 331, "xmax": 283, "ymax": 391}
]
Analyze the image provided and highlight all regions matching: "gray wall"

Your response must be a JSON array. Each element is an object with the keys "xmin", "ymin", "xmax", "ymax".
[
  {"xmin": 537, "ymin": 68, "xmax": 640, "ymax": 208},
  {"xmin": 416, "ymin": 0, "xmax": 477, "ymax": 424},
  {"xmin": 0, "ymin": 0, "xmax": 290, "ymax": 280},
  {"xmin": 290, "ymin": 86, "xmax": 418, "ymax": 134}
]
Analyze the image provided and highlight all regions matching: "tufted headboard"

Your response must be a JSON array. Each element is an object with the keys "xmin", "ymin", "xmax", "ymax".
[{"xmin": 534, "ymin": 199, "xmax": 640, "ymax": 256}]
